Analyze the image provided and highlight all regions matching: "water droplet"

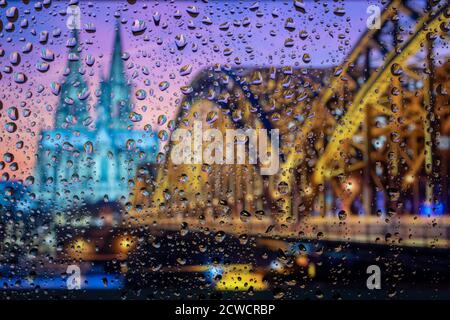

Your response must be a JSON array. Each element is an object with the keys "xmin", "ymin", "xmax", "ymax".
[
  {"xmin": 186, "ymin": 6, "xmax": 199, "ymax": 17},
  {"xmin": 13, "ymin": 72, "xmax": 27, "ymax": 84},
  {"xmin": 284, "ymin": 38, "xmax": 294, "ymax": 47},
  {"xmin": 202, "ymin": 16, "xmax": 212, "ymax": 25},
  {"xmin": 219, "ymin": 22, "xmax": 230, "ymax": 31},
  {"xmin": 175, "ymin": 34, "xmax": 187, "ymax": 50},
  {"xmin": 36, "ymin": 61, "xmax": 50, "ymax": 72},
  {"xmin": 239, "ymin": 234, "xmax": 248, "ymax": 245},
  {"xmin": 40, "ymin": 48, "xmax": 55, "ymax": 61},
  {"xmin": 131, "ymin": 19, "xmax": 147, "ymax": 35},
  {"xmin": 206, "ymin": 111, "xmax": 218, "ymax": 124},
  {"xmin": 84, "ymin": 141, "xmax": 94, "ymax": 154},
  {"xmin": 85, "ymin": 22, "xmax": 96, "ymax": 33},
  {"xmin": 223, "ymin": 47, "xmax": 233, "ymax": 56},
  {"xmin": 157, "ymin": 114, "xmax": 167, "ymax": 126},
  {"xmin": 214, "ymin": 231, "xmax": 226, "ymax": 243},
  {"xmin": 179, "ymin": 64, "xmax": 192, "ymax": 76},
  {"xmin": 153, "ymin": 12, "xmax": 161, "ymax": 26},
  {"xmin": 7, "ymin": 107, "xmax": 19, "ymax": 121},
  {"xmin": 3, "ymin": 153, "xmax": 14, "ymax": 163},
  {"xmin": 249, "ymin": 2, "xmax": 259, "ymax": 11},
  {"xmin": 25, "ymin": 175, "xmax": 35, "ymax": 186},
  {"xmin": 302, "ymin": 53, "xmax": 311, "ymax": 63},
  {"xmin": 126, "ymin": 139, "xmax": 136, "ymax": 151},
  {"xmin": 158, "ymin": 130, "xmax": 169, "ymax": 141},
  {"xmin": 391, "ymin": 63, "xmax": 403, "ymax": 76},
  {"xmin": 240, "ymin": 210, "xmax": 251, "ymax": 222},
  {"xmin": 159, "ymin": 81, "xmax": 170, "ymax": 91},
  {"xmin": 334, "ymin": 8, "xmax": 346, "ymax": 17},
  {"xmin": 294, "ymin": 0, "xmax": 306, "ymax": 13},
  {"xmin": 22, "ymin": 42, "xmax": 33, "ymax": 54},
  {"xmin": 78, "ymin": 88, "xmax": 90, "ymax": 100},
  {"xmin": 85, "ymin": 54, "xmax": 95, "ymax": 66},
  {"xmin": 9, "ymin": 51, "xmax": 20, "ymax": 65},
  {"xmin": 135, "ymin": 89, "xmax": 147, "ymax": 100},
  {"xmin": 62, "ymin": 142, "xmax": 74, "ymax": 151},
  {"xmin": 180, "ymin": 86, "xmax": 193, "ymax": 95},
  {"xmin": 277, "ymin": 181, "xmax": 289, "ymax": 195},
  {"xmin": 129, "ymin": 111, "xmax": 143, "ymax": 122},
  {"xmin": 50, "ymin": 82, "xmax": 61, "ymax": 95},
  {"xmin": 6, "ymin": 7, "xmax": 19, "ymax": 20},
  {"xmin": 285, "ymin": 18, "xmax": 296, "ymax": 32}
]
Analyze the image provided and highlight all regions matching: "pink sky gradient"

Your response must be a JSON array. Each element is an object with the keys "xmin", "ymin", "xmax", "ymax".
[{"xmin": 0, "ymin": 0, "xmax": 399, "ymax": 180}]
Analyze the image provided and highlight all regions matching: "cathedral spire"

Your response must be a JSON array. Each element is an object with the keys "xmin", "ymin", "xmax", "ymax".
[
  {"xmin": 95, "ymin": 72, "xmax": 112, "ymax": 130},
  {"xmin": 54, "ymin": 29, "xmax": 90, "ymax": 129},
  {"xmin": 108, "ymin": 21, "xmax": 131, "ymax": 128},
  {"xmin": 109, "ymin": 21, "xmax": 126, "ymax": 86}
]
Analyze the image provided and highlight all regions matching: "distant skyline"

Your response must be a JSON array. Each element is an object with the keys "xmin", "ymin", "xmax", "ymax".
[{"xmin": 1, "ymin": 0, "xmax": 446, "ymax": 180}]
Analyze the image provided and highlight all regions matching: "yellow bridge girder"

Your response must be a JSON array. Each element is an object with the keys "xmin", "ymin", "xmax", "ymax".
[
  {"xmin": 273, "ymin": 4, "xmax": 449, "ymax": 221},
  {"xmin": 313, "ymin": 7, "xmax": 448, "ymax": 184},
  {"xmin": 128, "ymin": 2, "xmax": 449, "ymax": 228}
]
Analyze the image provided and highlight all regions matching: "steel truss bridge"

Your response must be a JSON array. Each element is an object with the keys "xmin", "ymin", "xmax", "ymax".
[{"xmin": 128, "ymin": 0, "xmax": 450, "ymax": 248}]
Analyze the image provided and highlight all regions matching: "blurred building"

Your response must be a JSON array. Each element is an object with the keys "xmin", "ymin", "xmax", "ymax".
[
  {"xmin": 130, "ymin": 66, "xmax": 330, "ymax": 222},
  {"xmin": 0, "ymin": 181, "xmax": 34, "ymax": 256},
  {"xmin": 130, "ymin": 60, "xmax": 449, "ymax": 230},
  {"xmin": 34, "ymin": 24, "xmax": 158, "ymax": 213}
]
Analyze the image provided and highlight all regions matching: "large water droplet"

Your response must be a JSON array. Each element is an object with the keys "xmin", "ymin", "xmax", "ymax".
[
  {"xmin": 131, "ymin": 19, "xmax": 147, "ymax": 35},
  {"xmin": 78, "ymin": 88, "xmax": 90, "ymax": 100},
  {"xmin": 158, "ymin": 130, "xmax": 169, "ymax": 141},
  {"xmin": 129, "ymin": 111, "xmax": 143, "ymax": 122},
  {"xmin": 40, "ymin": 48, "xmax": 55, "ymax": 61},
  {"xmin": 135, "ymin": 89, "xmax": 147, "ymax": 100},
  {"xmin": 22, "ymin": 42, "xmax": 33, "ymax": 54},
  {"xmin": 4, "ymin": 122, "xmax": 17, "ymax": 133},
  {"xmin": 84, "ymin": 141, "xmax": 94, "ymax": 154},
  {"xmin": 186, "ymin": 6, "xmax": 199, "ymax": 17},
  {"xmin": 277, "ymin": 181, "xmax": 289, "ymax": 195},
  {"xmin": 9, "ymin": 51, "xmax": 20, "ymax": 65},
  {"xmin": 157, "ymin": 114, "xmax": 167, "ymax": 125},
  {"xmin": 7, "ymin": 107, "xmax": 19, "ymax": 121},
  {"xmin": 36, "ymin": 61, "xmax": 50, "ymax": 72},
  {"xmin": 13, "ymin": 72, "xmax": 27, "ymax": 84},
  {"xmin": 206, "ymin": 111, "xmax": 218, "ymax": 124},
  {"xmin": 85, "ymin": 54, "xmax": 95, "ymax": 67},
  {"xmin": 3, "ymin": 153, "xmax": 14, "ymax": 163},
  {"xmin": 179, "ymin": 64, "xmax": 192, "ymax": 76},
  {"xmin": 159, "ymin": 81, "xmax": 170, "ymax": 91},
  {"xmin": 50, "ymin": 82, "xmax": 61, "ymax": 95},
  {"xmin": 175, "ymin": 34, "xmax": 187, "ymax": 50},
  {"xmin": 62, "ymin": 141, "xmax": 74, "ymax": 151},
  {"xmin": 126, "ymin": 139, "xmax": 136, "ymax": 151},
  {"xmin": 180, "ymin": 86, "xmax": 193, "ymax": 95}
]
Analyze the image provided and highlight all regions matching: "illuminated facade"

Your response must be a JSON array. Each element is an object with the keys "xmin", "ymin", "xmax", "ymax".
[{"xmin": 34, "ymin": 25, "xmax": 158, "ymax": 211}]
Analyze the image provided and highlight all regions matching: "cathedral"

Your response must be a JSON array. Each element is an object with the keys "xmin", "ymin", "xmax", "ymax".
[{"xmin": 34, "ymin": 24, "xmax": 158, "ymax": 212}]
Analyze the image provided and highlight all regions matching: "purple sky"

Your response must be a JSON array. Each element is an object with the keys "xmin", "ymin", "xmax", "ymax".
[{"xmin": 0, "ymin": 0, "xmax": 418, "ymax": 180}]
